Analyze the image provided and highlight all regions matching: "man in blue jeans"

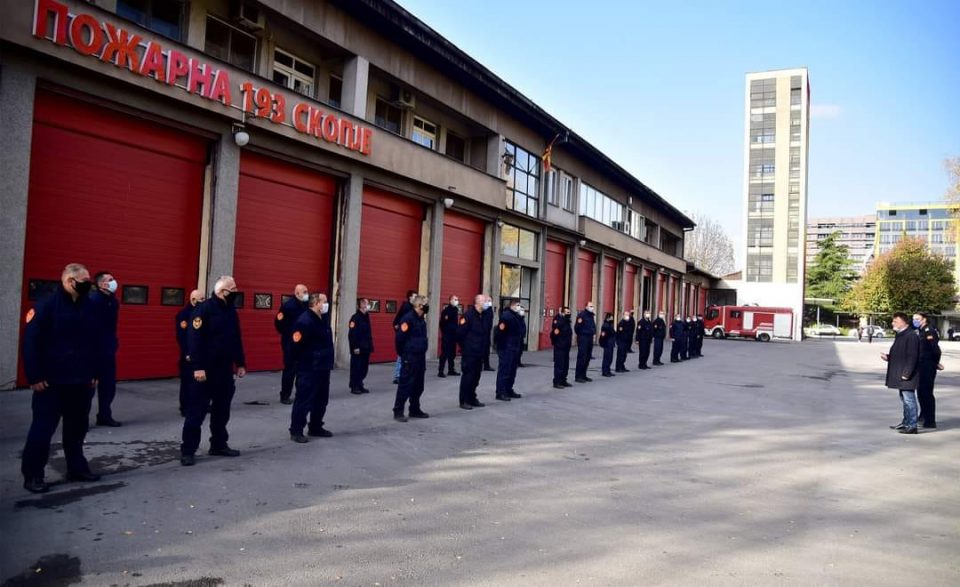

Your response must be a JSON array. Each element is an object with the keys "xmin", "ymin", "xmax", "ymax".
[
  {"xmin": 392, "ymin": 290, "xmax": 417, "ymax": 384},
  {"xmin": 882, "ymin": 312, "xmax": 920, "ymax": 434}
]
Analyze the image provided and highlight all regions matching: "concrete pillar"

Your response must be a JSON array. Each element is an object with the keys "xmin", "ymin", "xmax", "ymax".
[
  {"xmin": 0, "ymin": 62, "xmax": 36, "ymax": 390},
  {"xmin": 482, "ymin": 223, "xmax": 494, "ymax": 296},
  {"xmin": 528, "ymin": 229, "xmax": 547, "ymax": 350},
  {"xmin": 341, "ymin": 56, "xmax": 369, "ymax": 119},
  {"xmin": 596, "ymin": 250, "xmax": 606, "ymax": 319},
  {"xmin": 490, "ymin": 221, "xmax": 503, "ymax": 308},
  {"xmin": 206, "ymin": 133, "xmax": 241, "ymax": 288},
  {"xmin": 335, "ymin": 174, "xmax": 364, "ymax": 367},
  {"xmin": 426, "ymin": 201, "xmax": 445, "ymax": 357},
  {"xmin": 569, "ymin": 241, "xmax": 580, "ymax": 312},
  {"xmin": 487, "ymin": 135, "xmax": 505, "ymax": 177}
]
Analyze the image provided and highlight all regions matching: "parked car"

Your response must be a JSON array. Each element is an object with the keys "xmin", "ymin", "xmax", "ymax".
[
  {"xmin": 807, "ymin": 324, "xmax": 841, "ymax": 337},
  {"xmin": 850, "ymin": 325, "xmax": 886, "ymax": 339}
]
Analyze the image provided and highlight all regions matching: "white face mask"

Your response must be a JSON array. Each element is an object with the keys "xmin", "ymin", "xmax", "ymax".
[
  {"xmin": 517, "ymin": 308, "xmax": 526, "ymax": 317},
  {"xmin": 106, "ymin": 279, "xmax": 118, "ymax": 293},
  {"xmin": 299, "ymin": 293, "xmax": 309, "ymax": 303},
  {"xmin": 587, "ymin": 306, "xmax": 595, "ymax": 313},
  {"xmin": 451, "ymin": 300, "xmax": 459, "ymax": 308},
  {"xmin": 644, "ymin": 314, "xmax": 651, "ymax": 320},
  {"xmin": 320, "ymin": 302, "xmax": 329, "ymax": 314},
  {"xmin": 483, "ymin": 301, "xmax": 493, "ymax": 309}
]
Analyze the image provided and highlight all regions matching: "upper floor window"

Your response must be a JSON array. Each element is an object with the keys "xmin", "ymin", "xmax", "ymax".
[
  {"xmin": 374, "ymin": 98, "xmax": 403, "ymax": 135},
  {"xmin": 558, "ymin": 172, "xmax": 574, "ymax": 211},
  {"xmin": 750, "ymin": 78, "xmax": 776, "ymax": 108},
  {"xmin": 328, "ymin": 76, "xmax": 342, "ymax": 109},
  {"xmin": 500, "ymin": 224, "xmax": 539, "ymax": 261},
  {"xmin": 412, "ymin": 116, "xmax": 438, "ymax": 150},
  {"xmin": 503, "ymin": 141, "xmax": 540, "ymax": 218},
  {"xmin": 445, "ymin": 131, "xmax": 466, "ymax": 162},
  {"xmin": 205, "ymin": 16, "xmax": 257, "ymax": 73},
  {"xmin": 118, "ymin": 0, "xmax": 183, "ymax": 41},
  {"xmin": 273, "ymin": 49, "xmax": 315, "ymax": 97}
]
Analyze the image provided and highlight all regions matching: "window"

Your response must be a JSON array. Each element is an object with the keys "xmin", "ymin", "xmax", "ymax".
[
  {"xmin": 559, "ymin": 173, "xmax": 574, "ymax": 211},
  {"xmin": 503, "ymin": 141, "xmax": 540, "ymax": 218},
  {"xmin": 445, "ymin": 131, "xmax": 466, "ymax": 162},
  {"xmin": 374, "ymin": 98, "xmax": 403, "ymax": 134},
  {"xmin": 500, "ymin": 224, "xmax": 538, "ymax": 261},
  {"xmin": 578, "ymin": 182, "xmax": 639, "ymax": 237},
  {"xmin": 117, "ymin": 0, "xmax": 183, "ymax": 41},
  {"xmin": 546, "ymin": 170, "xmax": 558, "ymax": 206},
  {"xmin": 750, "ymin": 78, "xmax": 776, "ymax": 108},
  {"xmin": 791, "ymin": 87, "xmax": 801, "ymax": 105},
  {"xmin": 328, "ymin": 76, "xmax": 342, "ymax": 109},
  {"xmin": 749, "ymin": 112, "xmax": 776, "ymax": 144},
  {"xmin": 412, "ymin": 116, "xmax": 438, "ymax": 150},
  {"xmin": 205, "ymin": 16, "xmax": 257, "ymax": 72},
  {"xmin": 746, "ymin": 254, "xmax": 773, "ymax": 282},
  {"xmin": 273, "ymin": 49, "xmax": 315, "ymax": 97}
]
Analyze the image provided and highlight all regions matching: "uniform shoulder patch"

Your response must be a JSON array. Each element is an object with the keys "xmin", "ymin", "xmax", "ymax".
[
  {"xmin": 192, "ymin": 317, "xmax": 203, "ymax": 330},
  {"xmin": 553, "ymin": 328, "xmax": 560, "ymax": 335},
  {"xmin": 401, "ymin": 322, "xmax": 409, "ymax": 332},
  {"xmin": 618, "ymin": 327, "xmax": 623, "ymax": 331},
  {"xmin": 577, "ymin": 317, "xmax": 583, "ymax": 324},
  {"xmin": 459, "ymin": 317, "xmax": 466, "ymax": 325},
  {"xmin": 25, "ymin": 308, "xmax": 35, "ymax": 324},
  {"xmin": 180, "ymin": 320, "xmax": 188, "ymax": 329},
  {"xmin": 349, "ymin": 321, "xmax": 356, "ymax": 328},
  {"xmin": 498, "ymin": 323, "xmax": 506, "ymax": 331},
  {"xmin": 292, "ymin": 331, "xmax": 303, "ymax": 343},
  {"xmin": 277, "ymin": 312, "xmax": 284, "ymax": 321},
  {"xmin": 927, "ymin": 335, "xmax": 934, "ymax": 340}
]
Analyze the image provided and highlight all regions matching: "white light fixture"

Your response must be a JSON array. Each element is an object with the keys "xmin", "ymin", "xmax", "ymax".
[
  {"xmin": 496, "ymin": 219, "xmax": 505, "ymax": 228},
  {"xmin": 579, "ymin": 239, "xmax": 587, "ymax": 247},
  {"xmin": 233, "ymin": 125, "xmax": 250, "ymax": 147},
  {"xmin": 442, "ymin": 197, "xmax": 454, "ymax": 209},
  {"xmin": 626, "ymin": 257, "xmax": 632, "ymax": 263}
]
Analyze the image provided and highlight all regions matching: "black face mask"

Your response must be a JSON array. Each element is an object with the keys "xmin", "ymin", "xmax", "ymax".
[
  {"xmin": 73, "ymin": 279, "xmax": 92, "ymax": 296},
  {"xmin": 421, "ymin": 304, "xmax": 430, "ymax": 314},
  {"xmin": 224, "ymin": 291, "xmax": 238, "ymax": 305}
]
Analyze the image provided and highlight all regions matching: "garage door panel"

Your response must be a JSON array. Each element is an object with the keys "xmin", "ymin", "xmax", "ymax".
[
  {"xmin": 576, "ymin": 250, "xmax": 595, "ymax": 309},
  {"xmin": 540, "ymin": 239, "xmax": 567, "ymax": 349},
  {"xmin": 602, "ymin": 258, "xmax": 617, "ymax": 315},
  {"xmin": 624, "ymin": 264, "xmax": 637, "ymax": 313}
]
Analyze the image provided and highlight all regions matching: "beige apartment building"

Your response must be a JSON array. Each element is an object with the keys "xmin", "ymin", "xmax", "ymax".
[{"xmin": 806, "ymin": 215, "xmax": 876, "ymax": 274}]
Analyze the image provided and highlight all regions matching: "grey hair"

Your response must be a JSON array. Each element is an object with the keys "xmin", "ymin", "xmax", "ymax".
[
  {"xmin": 62, "ymin": 263, "xmax": 87, "ymax": 278},
  {"xmin": 413, "ymin": 295, "xmax": 428, "ymax": 306},
  {"xmin": 213, "ymin": 275, "xmax": 235, "ymax": 293}
]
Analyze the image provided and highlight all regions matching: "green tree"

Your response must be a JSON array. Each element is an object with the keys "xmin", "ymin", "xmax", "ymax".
[
  {"xmin": 843, "ymin": 238, "xmax": 956, "ymax": 315},
  {"xmin": 806, "ymin": 231, "xmax": 857, "ymax": 304}
]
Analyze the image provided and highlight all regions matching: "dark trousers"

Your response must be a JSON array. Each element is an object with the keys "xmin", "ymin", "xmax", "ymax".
[
  {"xmin": 439, "ymin": 335, "xmax": 458, "ymax": 374},
  {"xmin": 181, "ymin": 366, "xmax": 236, "ymax": 456},
  {"xmin": 96, "ymin": 353, "xmax": 117, "ymax": 420},
  {"xmin": 575, "ymin": 340, "xmax": 593, "ymax": 379},
  {"xmin": 394, "ymin": 355, "xmax": 426, "ymax": 414},
  {"xmin": 553, "ymin": 346, "xmax": 570, "ymax": 384},
  {"xmin": 653, "ymin": 338, "xmax": 664, "ymax": 363},
  {"xmin": 638, "ymin": 338, "xmax": 651, "ymax": 368},
  {"xmin": 496, "ymin": 348, "xmax": 518, "ymax": 395},
  {"xmin": 178, "ymin": 358, "xmax": 191, "ymax": 415},
  {"xmin": 290, "ymin": 369, "xmax": 331, "ymax": 434},
  {"xmin": 459, "ymin": 354, "xmax": 483, "ymax": 404},
  {"xmin": 615, "ymin": 342, "xmax": 629, "ymax": 371},
  {"xmin": 21, "ymin": 383, "xmax": 95, "ymax": 479},
  {"xmin": 349, "ymin": 350, "xmax": 370, "ymax": 390},
  {"xmin": 280, "ymin": 339, "xmax": 296, "ymax": 399},
  {"xmin": 483, "ymin": 344, "xmax": 492, "ymax": 369},
  {"xmin": 602, "ymin": 344, "xmax": 615, "ymax": 375},
  {"xmin": 670, "ymin": 339, "xmax": 681, "ymax": 362},
  {"xmin": 917, "ymin": 361, "xmax": 937, "ymax": 425}
]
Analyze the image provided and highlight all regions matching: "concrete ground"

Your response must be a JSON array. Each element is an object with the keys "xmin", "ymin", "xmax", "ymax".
[{"xmin": 0, "ymin": 339, "xmax": 958, "ymax": 586}]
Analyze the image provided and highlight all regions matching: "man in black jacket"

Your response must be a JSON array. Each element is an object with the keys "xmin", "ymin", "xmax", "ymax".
[
  {"xmin": 457, "ymin": 295, "xmax": 489, "ymax": 409},
  {"xmin": 882, "ymin": 312, "xmax": 921, "ymax": 434},
  {"xmin": 89, "ymin": 271, "xmax": 121, "ymax": 426},
  {"xmin": 636, "ymin": 311, "xmax": 653, "ymax": 369},
  {"xmin": 274, "ymin": 284, "xmax": 310, "ymax": 405},
  {"xmin": 652, "ymin": 311, "xmax": 667, "ymax": 365},
  {"xmin": 288, "ymin": 294, "xmax": 335, "ymax": 442},
  {"xmin": 175, "ymin": 289, "xmax": 204, "ymax": 416},
  {"xmin": 438, "ymin": 295, "xmax": 461, "ymax": 377},
  {"xmin": 392, "ymin": 290, "xmax": 417, "ymax": 384},
  {"xmin": 574, "ymin": 302, "xmax": 597, "ymax": 382},
  {"xmin": 615, "ymin": 311, "xmax": 632, "ymax": 373},
  {"xmin": 348, "ymin": 298, "xmax": 373, "ymax": 394},
  {"xmin": 481, "ymin": 296, "xmax": 495, "ymax": 371},
  {"xmin": 913, "ymin": 312, "xmax": 942, "ymax": 429},
  {"xmin": 394, "ymin": 295, "xmax": 430, "ymax": 421},
  {"xmin": 494, "ymin": 300, "xmax": 525, "ymax": 401},
  {"xmin": 550, "ymin": 306, "xmax": 573, "ymax": 388}
]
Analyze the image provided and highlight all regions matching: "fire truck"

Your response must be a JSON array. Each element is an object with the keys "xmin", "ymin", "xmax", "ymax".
[{"xmin": 703, "ymin": 305, "xmax": 794, "ymax": 342}]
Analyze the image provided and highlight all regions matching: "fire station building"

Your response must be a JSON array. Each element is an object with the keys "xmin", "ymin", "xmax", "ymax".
[{"xmin": 0, "ymin": 0, "xmax": 709, "ymax": 388}]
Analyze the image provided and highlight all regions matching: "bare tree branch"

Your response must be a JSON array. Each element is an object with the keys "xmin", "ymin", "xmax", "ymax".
[{"xmin": 683, "ymin": 211, "xmax": 736, "ymax": 276}]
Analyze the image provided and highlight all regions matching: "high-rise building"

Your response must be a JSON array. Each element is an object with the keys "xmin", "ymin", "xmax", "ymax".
[
  {"xmin": 739, "ymin": 68, "xmax": 810, "ymax": 339},
  {"xmin": 806, "ymin": 215, "xmax": 876, "ymax": 275},
  {"xmin": 875, "ymin": 203, "xmax": 959, "ymax": 284}
]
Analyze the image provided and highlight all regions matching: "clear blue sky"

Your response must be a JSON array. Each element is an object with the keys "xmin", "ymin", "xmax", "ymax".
[{"xmin": 398, "ymin": 0, "xmax": 960, "ymax": 263}]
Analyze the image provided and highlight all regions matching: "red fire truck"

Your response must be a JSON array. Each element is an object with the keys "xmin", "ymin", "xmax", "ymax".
[{"xmin": 703, "ymin": 305, "xmax": 794, "ymax": 342}]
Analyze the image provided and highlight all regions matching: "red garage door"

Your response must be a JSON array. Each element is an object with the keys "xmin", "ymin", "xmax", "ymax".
[
  {"xmin": 624, "ymin": 264, "xmax": 637, "ymax": 314},
  {"xmin": 602, "ymin": 257, "xmax": 618, "ymax": 317},
  {"xmin": 576, "ymin": 249, "xmax": 596, "ymax": 310},
  {"xmin": 20, "ymin": 90, "xmax": 206, "ymax": 383},
  {"xmin": 441, "ymin": 211, "xmax": 484, "ymax": 305},
  {"xmin": 233, "ymin": 152, "xmax": 337, "ymax": 371},
  {"xmin": 359, "ymin": 188, "xmax": 424, "ymax": 362},
  {"xmin": 540, "ymin": 239, "xmax": 568, "ymax": 348}
]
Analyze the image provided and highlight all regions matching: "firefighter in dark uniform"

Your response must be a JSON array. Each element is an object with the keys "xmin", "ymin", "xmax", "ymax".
[
  {"xmin": 274, "ymin": 284, "xmax": 310, "ymax": 405},
  {"xmin": 914, "ymin": 312, "xmax": 942, "ymax": 429},
  {"xmin": 636, "ymin": 311, "xmax": 653, "ymax": 369},
  {"xmin": 288, "ymin": 294, "xmax": 334, "ymax": 442},
  {"xmin": 348, "ymin": 298, "xmax": 373, "ymax": 394},
  {"xmin": 20, "ymin": 263, "xmax": 103, "ymax": 494},
  {"xmin": 600, "ymin": 312, "xmax": 617, "ymax": 377},
  {"xmin": 670, "ymin": 314, "xmax": 685, "ymax": 363},
  {"xmin": 551, "ymin": 307, "xmax": 573, "ymax": 388},
  {"xmin": 615, "ymin": 311, "xmax": 632, "ymax": 372},
  {"xmin": 438, "ymin": 295, "xmax": 461, "ymax": 377},
  {"xmin": 494, "ymin": 299, "xmax": 525, "ymax": 400},
  {"xmin": 175, "ymin": 289, "xmax": 204, "ymax": 416},
  {"xmin": 181, "ymin": 275, "xmax": 246, "ymax": 466},
  {"xmin": 694, "ymin": 314, "xmax": 705, "ymax": 357},
  {"xmin": 681, "ymin": 316, "xmax": 693, "ymax": 360},
  {"xmin": 392, "ymin": 290, "xmax": 418, "ymax": 384},
  {"xmin": 481, "ymin": 296, "xmax": 495, "ymax": 371},
  {"xmin": 394, "ymin": 295, "xmax": 430, "ymax": 421},
  {"xmin": 652, "ymin": 311, "xmax": 667, "ymax": 365},
  {"xmin": 574, "ymin": 301, "xmax": 597, "ymax": 382},
  {"xmin": 89, "ymin": 271, "xmax": 122, "ymax": 427},
  {"xmin": 626, "ymin": 311, "xmax": 637, "ymax": 354},
  {"xmin": 457, "ymin": 294, "xmax": 489, "ymax": 409}
]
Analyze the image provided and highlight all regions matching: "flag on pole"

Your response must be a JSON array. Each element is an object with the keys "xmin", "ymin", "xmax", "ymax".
[{"xmin": 541, "ymin": 132, "xmax": 561, "ymax": 173}]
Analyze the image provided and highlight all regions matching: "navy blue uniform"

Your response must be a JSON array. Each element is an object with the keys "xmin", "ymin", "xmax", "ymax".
[
  {"xmin": 457, "ymin": 306, "xmax": 488, "ymax": 404},
  {"xmin": 394, "ymin": 310, "xmax": 428, "ymax": 416},
  {"xmin": 88, "ymin": 289, "xmax": 119, "ymax": 422},
  {"xmin": 917, "ymin": 325, "xmax": 941, "ymax": 427},
  {"xmin": 481, "ymin": 306, "xmax": 495, "ymax": 369},
  {"xmin": 494, "ymin": 309, "xmax": 525, "ymax": 398},
  {"xmin": 392, "ymin": 300, "xmax": 415, "ymax": 380},
  {"xmin": 695, "ymin": 318, "xmax": 705, "ymax": 357},
  {"xmin": 574, "ymin": 311, "xmax": 597, "ymax": 380},
  {"xmin": 670, "ymin": 320, "xmax": 685, "ymax": 363},
  {"xmin": 21, "ymin": 286, "xmax": 103, "ymax": 481},
  {"xmin": 439, "ymin": 304, "xmax": 460, "ymax": 375},
  {"xmin": 636, "ymin": 318, "xmax": 653, "ymax": 369},
  {"xmin": 681, "ymin": 320, "xmax": 692, "ymax": 360},
  {"xmin": 550, "ymin": 314, "xmax": 573, "ymax": 385},
  {"xmin": 348, "ymin": 311, "xmax": 373, "ymax": 392},
  {"xmin": 625, "ymin": 316, "xmax": 636, "ymax": 353},
  {"xmin": 175, "ymin": 303, "xmax": 195, "ymax": 415},
  {"xmin": 181, "ymin": 296, "xmax": 246, "ymax": 457},
  {"xmin": 289, "ymin": 310, "xmax": 334, "ymax": 435},
  {"xmin": 600, "ymin": 320, "xmax": 617, "ymax": 375},
  {"xmin": 615, "ymin": 318, "xmax": 632, "ymax": 372},
  {"xmin": 652, "ymin": 317, "xmax": 666, "ymax": 364},
  {"xmin": 274, "ymin": 297, "xmax": 308, "ymax": 401}
]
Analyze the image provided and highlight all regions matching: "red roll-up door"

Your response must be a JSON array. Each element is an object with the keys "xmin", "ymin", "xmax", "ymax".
[
  {"xmin": 19, "ymin": 90, "xmax": 207, "ymax": 384},
  {"xmin": 233, "ymin": 152, "xmax": 337, "ymax": 371},
  {"xmin": 576, "ymin": 249, "xmax": 596, "ymax": 310},
  {"xmin": 439, "ymin": 211, "xmax": 485, "ymax": 355},
  {"xmin": 624, "ymin": 264, "xmax": 637, "ymax": 313},
  {"xmin": 540, "ymin": 239, "xmax": 568, "ymax": 348},
  {"xmin": 359, "ymin": 187, "xmax": 424, "ymax": 362},
  {"xmin": 602, "ymin": 257, "xmax": 617, "ymax": 317}
]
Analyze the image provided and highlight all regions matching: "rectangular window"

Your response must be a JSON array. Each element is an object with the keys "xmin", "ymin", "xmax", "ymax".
[
  {"xmin": 117, "ymin": 0, "xmax": 183, "ymax": 41},
  {"xmin": 503, "ymin": 141, "xmax": 540, "ymax": 218},
  {"xmin": 272, "ymin": 49, "xmax": 315, "ymax": 97},
  {"xmin": 328, "ymin": 76, "xmax": 342, "ymax": 109},
  {"xmin": 374, "ymin": 98, "xmax": 403, "ymax": 135},
  {"xmin": 499, "ymin": 223, "xmax": 538, "ymax": 261},
  {"xmin": 445, "ymin": 131, "xmax": 466, "ymax": 162},
  {"xmin": 412, "ymin": 116, "xmax": 438, "ymax": 150},
  {"xmin": 205, "ymin": 16, "xmax": 257, "ymax": 73},
  {"xmin": 750, "ymin": 78, "xmax": 776, "ymax": 108},
  {"xmin": 546, "ymin": 170, "xmax": 558, "ymax": 206}
]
